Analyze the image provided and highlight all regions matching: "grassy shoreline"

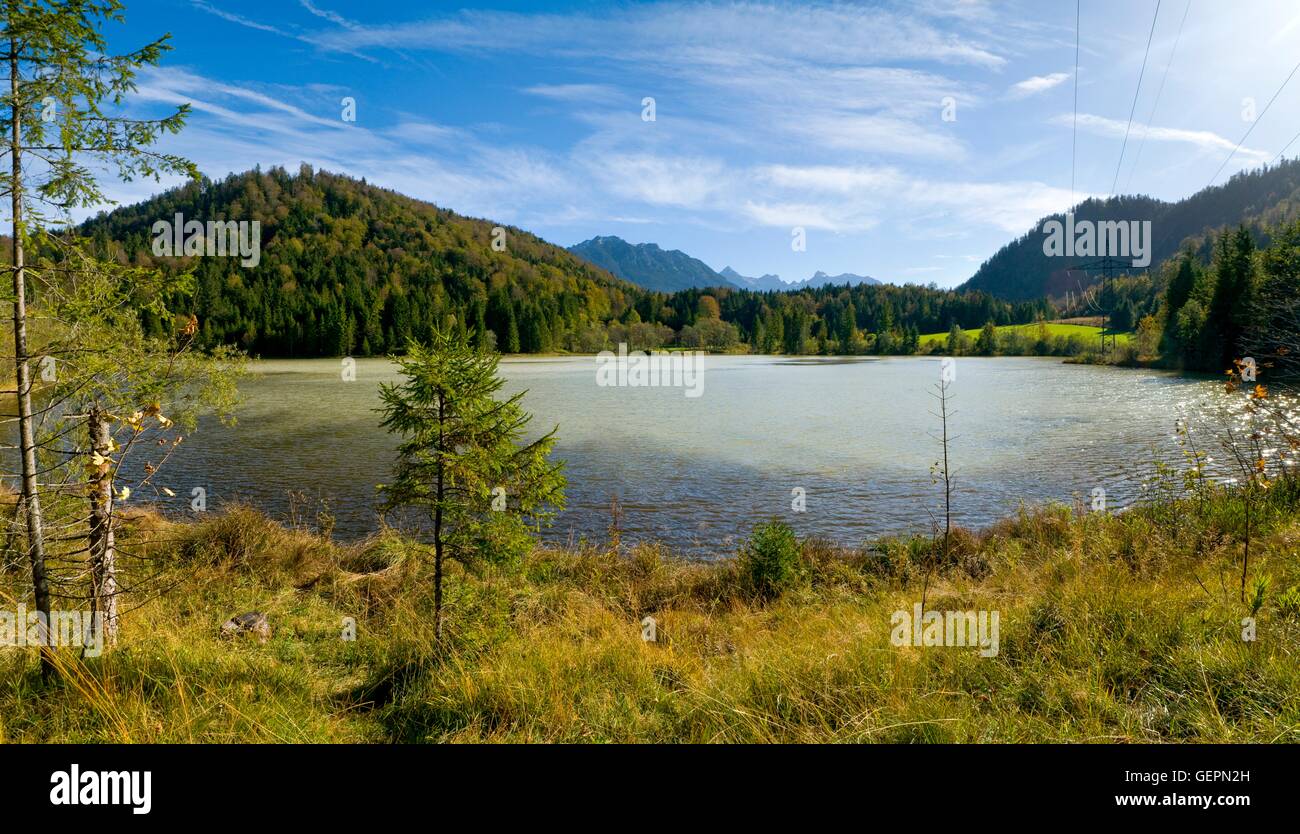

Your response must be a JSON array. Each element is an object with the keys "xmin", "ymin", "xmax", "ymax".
[{"xmin": 2, "ymin": 481, "xmax": 1298, "ymax": 743}]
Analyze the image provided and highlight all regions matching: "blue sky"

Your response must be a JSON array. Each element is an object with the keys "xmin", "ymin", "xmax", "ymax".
[{"xmin": 99, "ymin": 0, "xmax": 1300, "ymax": 287}]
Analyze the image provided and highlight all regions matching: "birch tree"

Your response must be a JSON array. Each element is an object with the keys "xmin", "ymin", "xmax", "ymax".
[{"xmin": 2, "ymin": 0, "xmax": 194, "ymax": 673}]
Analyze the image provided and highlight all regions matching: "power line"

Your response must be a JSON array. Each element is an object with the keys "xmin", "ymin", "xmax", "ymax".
[
  {"xmin": 1270, "ymin": 126, "xmax": 1300, "ymax": 167},
  {"xmin": 1071, "ymin": 0, "xmax": 1080, "ymax": 207},
  {"xmin": 1209, "ymin": 54, "xmax": 1300, "ymax": 186},
  {"xmin": 1124, "ymin": 0, "xmax": 1190, "ymax": 194},
  {"xmin": 1110, "ymin": 0, "xmax": 1162, "ymax": 197}
]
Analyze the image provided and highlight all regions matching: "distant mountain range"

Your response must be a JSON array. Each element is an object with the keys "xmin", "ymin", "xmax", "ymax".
[
  {"xmin": 721, "ymin": 266, "xmax": 879, "ymax": 292},
  {"xmin": 568, "ymin": 235, "xmax": 880, "ymax": 293},
  {"xmin": 959, "ymin": 158, "xmax": 1300, "ymax": 301}
]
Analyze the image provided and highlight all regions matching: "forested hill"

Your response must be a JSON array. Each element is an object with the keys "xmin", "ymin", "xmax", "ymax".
[
  {"xmin": 77, "ymin": 165, "xmax": 1050, "ymax": 358},
  {"xmin": 961, "ymin": 158, "xmax": 1300, "ymax": 301},
  {"xmin": 79, "ymin": 165, "xmax": 643, "ymax": 357}
]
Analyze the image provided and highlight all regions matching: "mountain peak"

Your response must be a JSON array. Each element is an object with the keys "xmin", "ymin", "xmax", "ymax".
[{"xmin": 569, "ymin": 235, "xmax": 731, "ymax": 293}]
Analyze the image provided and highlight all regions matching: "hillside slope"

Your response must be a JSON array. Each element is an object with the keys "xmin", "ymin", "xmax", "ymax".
[
  {"xmin": 961, "ymin": 159, "xmax": 1300, "ymax": 301},
  {"xmin": 80, "ymin": 166, "xmax": 643, "ymax": 357}
]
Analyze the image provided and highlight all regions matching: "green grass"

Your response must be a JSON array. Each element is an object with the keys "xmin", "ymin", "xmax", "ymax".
[
  {"xmin": 2, "ymin": 486, "xmax": 1298, "ymax": 743},
  {"xmin": 919, "ymin": 322, "xmax": 1132, "ymax": 347}
]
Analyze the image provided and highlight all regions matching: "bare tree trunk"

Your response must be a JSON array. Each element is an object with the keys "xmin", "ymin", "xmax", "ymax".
[
  {"xmin": 941, "ymin": 380, "xmax": 952, "ymax": 556},
  {"xmin": 433, "ymin": 390, "xmax": 444, "ymax": 639},
  {"xmin": 1241, "ymin": 482, "xmax": 1251, "ymax": 604},
  {"xmin": 924, "ymin": 378, "xmax": 955, "ymax": 612},
  {"xmin": 88, "ymin": 406, "xmax": 118, "ymax": 647},
  {"xmin": 9, "ymin": 44, "xmax": 53, "ymax": 676}
]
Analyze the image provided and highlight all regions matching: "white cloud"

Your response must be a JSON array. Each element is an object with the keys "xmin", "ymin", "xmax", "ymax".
[
  {"xmin": 753, "ymin": 163, "xmax": 1079, "ymax": 234},
  {"xmin": 299, "ymin": 0, "xmax": 360, "ymax": 30},
  {"xmin": 523, "ymin": 84, "xmax": 623, "ymax": 105},
  {"xmin": 760, "ymin": 164, "xmax": 906, "ymax": 194},
  {"xmin": 1009, "ymin": 72, "xmax": 1070, "ymax": 98},
  {"xmin": 190, "ymin": 0, "xmax": 379, "ymax": 62},
  {"xmin": 307, "ymin": 3, "xmax": 1007, "ymax": 68},
  {"xmin": 189, "ymin": 1, "xmax": 284, "ymax": 35},
  {"xmin": 742, "ymin": 200, "xmax": 878, "ymax": 233},
  {"xmin": 792, "ymin": 114, "xmax": 965, "ymax": 159},
  {"xmin": 585, "ymin": 154, "xmax": 728, "ymax": 209},
  {"xmin": 1059, "ymin": 113, "xmax": 1271, "ymax": 162}
]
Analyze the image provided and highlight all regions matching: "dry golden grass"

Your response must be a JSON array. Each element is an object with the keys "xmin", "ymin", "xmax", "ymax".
[{"xmin": 1, "ymin": 489, "xmax": 1298, "ymax": 743}]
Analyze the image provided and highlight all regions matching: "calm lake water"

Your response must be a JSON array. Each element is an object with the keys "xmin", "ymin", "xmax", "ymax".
[{"xmin": 128, "ymin": 355, "xmax": 1236, "ymax": 555}]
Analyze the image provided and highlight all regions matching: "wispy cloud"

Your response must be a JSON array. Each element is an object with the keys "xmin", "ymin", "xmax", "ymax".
[
  {"xmin": 1009, "ymin": 72, "xmax": 1070, "ymax": 98},
  {"xmin": 305, "ymin": 3, "xmax": 1008, "ymax": 68},
  {"xmin": 298, "ymin": 0, "xmax": 360, "ymax": 31},
  {"xmin": 1059, "ymin": 113, "xmax": 1271, "ymax": 162},
  {"xmin": 190, "ymin": 1, "xmax": 285, "ymax": 35},
  {"xmin": 523, "ymin": 84, "xmax": 624, "ymax": 105},
  {"xmin": 189, "ymin": 0, "xmax": 379, "ymax": 63},
  {"xmin": 755, "ymin": 163, "xmax": 1079, "ymax": 234}
]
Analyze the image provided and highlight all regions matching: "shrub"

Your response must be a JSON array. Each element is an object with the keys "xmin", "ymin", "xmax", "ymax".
[
  {"xmin": 738, "ymin": 521, "xmax": 801, "ymax": 599},
  {"xmin": 1277, "ymin": 584, "xmax": 1300, "ymax": 618}
]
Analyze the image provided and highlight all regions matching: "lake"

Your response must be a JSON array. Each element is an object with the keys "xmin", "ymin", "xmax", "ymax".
[{"xmin": 127, "ymin": 355, "xmax": 1237, "ymax": 556}]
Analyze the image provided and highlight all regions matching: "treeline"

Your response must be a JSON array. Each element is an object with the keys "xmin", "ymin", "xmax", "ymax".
[
  {"xmin": 1159, "ymin": 219, "xmax": 1300, "ymax": 373},
  {"xmin": 643, "ymin": 283, "xmax": 1053, "ymax": 355},
  {"xmin": 75, "ymin": 166, "xmax": 1055, "ymax": 358},
  {"xmin": 1081, "ymin": 217, "xmax": 1300, "ymax": 372}
]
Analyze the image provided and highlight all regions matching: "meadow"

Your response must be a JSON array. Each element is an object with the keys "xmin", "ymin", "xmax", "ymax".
[
  {"xmin": 2, "ymin": 479, "xmax": 1297, "ymax": 743},
  {"xmin": 918, "ymin": 322, "xmax": 1133, "ymax": 349}
]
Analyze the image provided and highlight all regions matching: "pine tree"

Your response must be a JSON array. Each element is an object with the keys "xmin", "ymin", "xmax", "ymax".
[
  {"xmin": 946, "ymin": 322, "xmax": 964, "ymax": 355},
  {"xmin": 1207, "ymin": 227, "xmax": 1259, "ymax": 370},
  {"xmin": 378, "ymin": 331, "xmax": 566, "ymax": 637},
  {"xmin": 975, "ymin": 320, "xmax": 998, "ymax": 355}
]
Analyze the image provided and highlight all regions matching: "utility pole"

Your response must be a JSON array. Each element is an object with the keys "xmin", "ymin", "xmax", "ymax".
[{"xmin": 1071, "ymin": 257, "xmax": 1144, "ymax": 353}]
